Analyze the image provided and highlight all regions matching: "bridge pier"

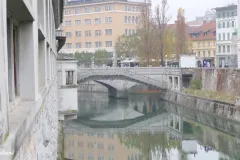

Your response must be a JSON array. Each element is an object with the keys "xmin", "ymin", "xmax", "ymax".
[{"xmin": 108, "ymin": 88, "xmax": 128, "ymax": 99}]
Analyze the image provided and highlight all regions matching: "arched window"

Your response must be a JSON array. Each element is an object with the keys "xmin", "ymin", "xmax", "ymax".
[
  {"xmin": 132, "ymin": 16, "xmax": 135, "ymax": 24},
  {"xmin": 128, "ymin": 16, "xmax": 131, "ymax": 23}
]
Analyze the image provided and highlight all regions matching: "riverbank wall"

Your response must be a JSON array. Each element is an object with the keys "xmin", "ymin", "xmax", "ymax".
[{"xmin": 159, "ymin": 90, "xmax": 240, "ymax": 122}]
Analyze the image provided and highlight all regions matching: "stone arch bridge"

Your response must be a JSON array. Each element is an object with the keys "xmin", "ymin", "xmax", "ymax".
[{"xmin": 77, "ymin": 67, "xmax": 188, "ymax": 98}]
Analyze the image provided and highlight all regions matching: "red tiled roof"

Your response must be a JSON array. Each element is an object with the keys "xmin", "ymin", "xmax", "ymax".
[{"xmin": 188, "ymin": 21, "xmax": 216, "ymax": 41}]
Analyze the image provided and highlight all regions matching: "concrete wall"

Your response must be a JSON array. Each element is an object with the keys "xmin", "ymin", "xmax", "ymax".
[
  {"xmin": 160, "ymin": 90, "xmax": 240, "ymax": 122},
  {"xmin": 201, "ymin": 69, "xmax": 240, "ymax": 96},
  {"xmin": 58, "ymin": 88, "xmax": 78, "ymax": 112}
]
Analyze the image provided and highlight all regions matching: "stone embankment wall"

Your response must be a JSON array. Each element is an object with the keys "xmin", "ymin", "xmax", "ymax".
[
  {"xmin": 13, "ymin": 80, "xmax": 58, "ymax": 160},
  {"xmin": 187, "ymin": 68, "xmax": 240, "ymax": 96},
  {"xmin": 160, "ymin": 90, "xmax": 240, "ymax": 122}
]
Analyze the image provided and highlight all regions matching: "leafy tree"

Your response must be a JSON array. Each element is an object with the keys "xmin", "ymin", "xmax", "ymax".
[
  {"xmin": 115, "ymin": 34, "xmax": 139, "ymax": 58},
  {"xmin": 74, "ymin": 51, "xmax": 92, "ymax": 67},
  {"xmin": 94, "ymin": 49, "xmax": 109, "ymax": 66}
]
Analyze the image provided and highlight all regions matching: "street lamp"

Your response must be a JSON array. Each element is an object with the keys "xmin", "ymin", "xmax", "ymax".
[
  {"xmin": 91, "ymin": 56, "xmax": 94, "ymax": 68},
  {"xmin": 165, "ymin": 55, "xmax": 168, "ymax": 67}
]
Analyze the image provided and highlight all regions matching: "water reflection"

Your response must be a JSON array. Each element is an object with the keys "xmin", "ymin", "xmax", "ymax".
[{"xmin": 64, "ymin": 92, "xmax": 240, "ymax": 160}]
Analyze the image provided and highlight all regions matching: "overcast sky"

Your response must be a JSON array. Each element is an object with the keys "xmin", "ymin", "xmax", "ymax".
[{"xmin": 150, "ymin": 0, "xmax": 237, "ymax": 23}]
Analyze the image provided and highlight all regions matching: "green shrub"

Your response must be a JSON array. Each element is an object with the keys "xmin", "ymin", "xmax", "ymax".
[{"xmin": 190, "ymin": 80, "xmax": 201, "ymax": 90}]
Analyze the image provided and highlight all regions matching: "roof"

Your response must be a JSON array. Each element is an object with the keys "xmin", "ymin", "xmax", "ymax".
[
  {"xmin": 57, "ymin": 53, "xmax": 77, "ymax": 61},
  {"xmin": 213, "ymin": 4, "xmax": 237, "ymax": 11},
  {"xmin": 188, "ymin": 21, "xmax": 216, "ymax": 41},
  {"xmin": 65, "ymin": 0, "xmax": 145, "ymax": 6},
  {"xmin": 186, "ymin": 20, "xmax": 203, "ymax": 27}
]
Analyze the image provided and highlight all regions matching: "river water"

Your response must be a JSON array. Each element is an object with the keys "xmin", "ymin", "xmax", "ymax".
[{"xmin": 63, "ymin": 91, "xmax": 240, "ymax": 160}]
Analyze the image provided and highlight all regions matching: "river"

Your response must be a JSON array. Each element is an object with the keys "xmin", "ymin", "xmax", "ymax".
[{"xmin": 63, "ymin": 91, "xmax": 240, "ymax": 160}]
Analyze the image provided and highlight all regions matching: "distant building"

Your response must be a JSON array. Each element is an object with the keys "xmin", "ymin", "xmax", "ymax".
[
  {"xmin": 213, "ymin": 4, "xmax": 238, "ymax": 68},
  {"xmin": 188, "ymin": 21, "xmax": 216, "ymax": 66},
  {"xmin": 61, "ymin": 0, "xmax": 146, "ymax": 58},
  {"xmin": 187, "ymin": 10, "xmax": 216, "ymax": 28}
]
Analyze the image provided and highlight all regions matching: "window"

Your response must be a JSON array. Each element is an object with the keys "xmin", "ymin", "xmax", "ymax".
[
  {"xmin": 128, "ymin": 29, "xmax": 132, "ymax": 35},
  {"xmin": 95, "ymin": 41, "xmax": 102, "ymax": 48},
  {"xmin": 65, "ymin": 20, "xmax": 71, "ymax": 26},
  {"xmin": 64, "ymin": 9, "xmax": 71, "ymax": 15},
  {"xmin": 223, "ymin": 22, "xmax": 225, "ymax": 28},
  {"xmin": 85, "ymin": 30, "xmax": 91, "ymax": 36},
  {"xmin": 128, "ymin": 6, "xmax": 131, "ymax": 11},
  {"xmin": 108, "ymin": 157, "xmax": 114, "ymax": 160},
  {"xmin": 85, "ymin": 7, "xmax": 90, "ymax": 13},
  {"xmin": 88, "ymin": 154, "xmax": 94, "ymax": 160},
  {"xmin": 105, "ymin": 17, "xmax": 112, "ymax": 23},
  {"xmin": 132, "ymin": 29, "xmax": 136, "ymax": 34},
  {"xmin": 125, "ymin": 6, "xmax": 128, "ymax": 11},
  {"xmin": 106, "ymin": 41, "xmax": 112, "ymax": 47},
  {"xmin": 223, "ymin": 45, "xmax": 225, "ymax": 53},
  {"xmin": 88, "ymin": 142, "xmax": 94, "ymax": 148},
  {"xmin": 76, "ymin": 43, "xmax": 81, "ymax": 48},
  {"xmin": 98, "ymin": 143, "xmax": 104, "ymax": 149},
  {"xmin": 128, "ymin": 16, "xmax": 131, "ymax": 23},
  {"xmin": 78, "ymin": 153, "xmax": 84, "ymax": 160},
  {"xmin": 218, "ymin": 46, "xmax": 221, "ymax": 52},
  {"xmin": 108, "ymin": 133, "xmax": 114, "ymax": 139},
  {"xmin": 218, "ymin": 13, "xmax": 221, "ymax": 18},
  {"xmin": 136, "ymin": 7, "xmax": 139, "ymax": 12},
  {"xmin": 222, "ymin": 12, "xmax": 225, "ymax": 18},
  {"xmin": 125, "ymin": 16, "xmax": 127, "ymax": 23},
  {"xmin": 203, "ymin": 51, "xmax": 205, "ymax": 57},
  {"xmin": 75, "ymin": 20, "xmax": 81, "ymax": 25},
  {"xmin": 78, "ymin": 141, "xmax": 84, "ymax": 148},
  {"xmin": 227, "ymin": 45, "xmax": 230, "ymax": 52},
  {"xmin": 105, "ymin": 29, "xmax": 112, "ymax": 35},
  {"xmin": 105, "ymin": 5, "xmax": 111, "ymax": 11},
  {"xmin": 108, "ymin": 144, "xmax": 114, "ymax": 151},
  {"xmin": 66, "ymin": 71, "xmax": 73, "ymax": 84},
  {"xmin": 223, "ymin": 33, "xmax": 225, "ymax": 40},
  {"xmin": 94, "ymin": 7, "xmax": 101, "ymax": 12},
  {"xmin": 208, "ymin": 51, "xmax": 210, "ymax": 57},
  {"xmin": 95, "ymin": 30, "xmax": 101, "ymax": 36},
  {"xmin": 217, "ymin": 22, "xmax": 220, "ymax": 28},
  {"xmin": 227, "ymin": 33, "xmax": 230, "ymax": 40},
  {"xmin": 85, "ymin": 19, "xmax": 91, "ymax": 25},
  {"xmin": 66, "ymin": 32, "xmax": 72, "ymax": 37},
  {"xmin": 125, "ymin": 29, "xmax": 128, "ymax": 36},
  {"xmin": 132, "ymin": 7, "xmax": 135, "ymax": 12},
  {"xmin": 75, "ymin": 8, "xmax": 80, "ymax": 14},
  {"xmin": 208, "ymin": 42, "xmax": 210, "ymax": 47},
  {"xmin": 198, "ymin": 51, "xmax": 200, "ymax": 57},
  {"xmin": 218, "ymin": 33, "xmax": 221, "ymax": 41},
  {"xmin": 85, "ymin": 42, "xmax": 92, "ymax": 48},
  {"xmin": 98, "ymin": 156, "xmax": 104, "ymax": 160},
  {"xmin": 227, "ymin": 12, "xmax": 229, "ymax": 17},
  {"xmin": 97, "ymin": 133, "xmax": 104, "ymax": 138},
  {"xmin": 232, "ymin": 21, "xmax": 235, "ymax": 27},
  {"xmin": 95, "ymin": 18, "xmax": 101, "ymax": 24},
  {"xmin": 132, "ymin": 16, "xmax": 135, "ymax": 24},
  {"xmin": 75, "ymin": 31, "xmax": 81, "ymax": 37},
  {"xmin": 227, "ymin": 21, "xmax": 229, "ymax": 28},
  {"xmin": 232, "ymin": 12, "xmax": 234, "ymax": 16}
]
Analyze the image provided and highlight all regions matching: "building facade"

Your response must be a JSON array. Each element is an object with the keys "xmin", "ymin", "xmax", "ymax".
[
  {"xmin": 61, "ymin": 0, "xmax": 145, "ymax": 57},
  {"xmin": 215, "ymin": 5, "xmax": 238, "ymax": 68},
  {"xmin": 0, "ymin": 0, "xmax": 63, "ymax": 159},
  {"xmin": 189, "ymin": 21, "xmax": 216, "ymax": 66}
]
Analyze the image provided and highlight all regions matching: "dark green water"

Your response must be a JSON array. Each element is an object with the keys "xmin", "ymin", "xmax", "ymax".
[{"xmin": 63, "ymin": 91, "xmax": 240, "ymax": 160}]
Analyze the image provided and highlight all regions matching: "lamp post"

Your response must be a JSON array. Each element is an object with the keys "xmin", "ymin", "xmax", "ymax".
[
  {"xmin": 165, "ymin": 55, "xmax": 168, "ymax": 67},
  {"xmin": 91, "ymin": 56, "xmax": 94, "ymax": 68}
]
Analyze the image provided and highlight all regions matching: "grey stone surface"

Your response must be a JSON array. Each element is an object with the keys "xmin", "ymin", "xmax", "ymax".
[{"xmin": 160, "ymin": 90, "xmax": 240, "ymax": 122}]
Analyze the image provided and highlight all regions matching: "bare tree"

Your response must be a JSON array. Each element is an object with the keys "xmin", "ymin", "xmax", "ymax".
[
  {"xmin": 175, "ymin": 8, "xmax": 188, "ymax": 56},
  {"xmin": 155, "ymin": 0, "xmax": 171, "ymax": 66},
  {"xmin": 138, "ymin": 0, "xmax": 152, "ymax": 66}
]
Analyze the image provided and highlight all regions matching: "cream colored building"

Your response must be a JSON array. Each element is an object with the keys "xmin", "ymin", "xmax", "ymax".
[{"xmin": 61, "ymin": 0, "xmax": 145, "ymax": 57}]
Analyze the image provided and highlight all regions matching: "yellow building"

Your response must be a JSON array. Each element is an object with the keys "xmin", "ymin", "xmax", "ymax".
[
  {"xmin": 64, "ymin": 129, "xmax": 141, "ymax": 160},
  {"xmin": 61, "ymin": 0, "xmax": 145, "ymax": 57},
  {"xmin": 189, "ymin": 21, "xmax": 216, "ymax": 66}
]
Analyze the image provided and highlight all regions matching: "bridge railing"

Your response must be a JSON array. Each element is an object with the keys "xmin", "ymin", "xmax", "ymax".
[{"xmin": 77, "ymin": 68, "xmax": 169, "ymax": 89}]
